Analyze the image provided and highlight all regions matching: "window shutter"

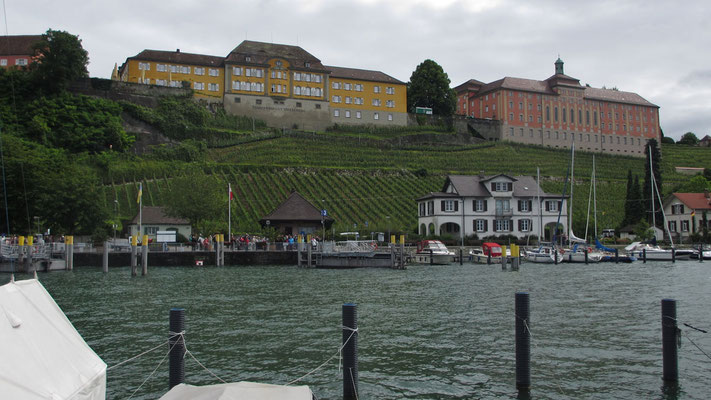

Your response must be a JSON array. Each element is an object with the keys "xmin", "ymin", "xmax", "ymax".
[
  {"xmin": 528, "ymin": 200, "xmax": 532, "ymax": 211},
  {"xmin": 545, "ymin": 201, "xmax": 550, "ymax": 211},
  {"xmin": 508, "ymin": 182, "xmax": 513, "ymax": 191},
  {"xmin": 484, "ymin": 200, "xmax": 488, "ymax": 212},
  {"xmin": 454, "ymin": 201, "xmax": 459, "ymax": 212},
  {"xmin": 484, "ymin": 220, "xmax": 488, "ymax": 231},
  {"xmin": 518, "ymin": 200, "xmax": 522, "ymax": 212},
  {"xmin": 681, "ymin": 205, "xmax": 685, "ymax": 214},
  {"xmin": 441, "ymin": 201, "xmax": 445, "ymax": 212},
  {"xmin": 518, "ymin": 219, "xmax": 522, "ymax": 231}
]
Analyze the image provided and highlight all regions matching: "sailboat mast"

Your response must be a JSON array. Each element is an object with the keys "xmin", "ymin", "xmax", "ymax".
[
  {"xmin": 537, "ymin": 167, "xmax": 542, "ymax": 241},
  {"xmin": 593, "ymin": 155, "xmax": 597, "ymax": 238},
  {"xmin": 568, "ymin": 140, "xmax": 575, "ymax": 243},
  {"xmin": 649, "ymin": 145, "xmax": 656, "ymax": 230}
]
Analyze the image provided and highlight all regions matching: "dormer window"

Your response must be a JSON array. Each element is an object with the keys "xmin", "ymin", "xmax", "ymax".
[
  {"xmin": 305, "ymin": 62, "xmax": 311, "ymax": 68},
  {"xmin": 275, "ymin": 60, "xmax": 282, "ymax": 67},
  {"xmin": 245, "ymin": 56, "xmax": 251, "ymax": 62},
  {"xmin": 491, "ymin": 182, "xmax": 513, "ymax": 192}
]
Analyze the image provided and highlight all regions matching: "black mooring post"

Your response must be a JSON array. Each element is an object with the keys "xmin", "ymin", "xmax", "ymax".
[
  {"xmin": 700, "ymin": 245, "xmax": 703, "ymax": 263},
  {"xmin": 554, "ymin": 249, "xmax": 558, "ymax": 265},
  {"xmin": 515, "ymin": 292, "xmax": 531, "ymax": 390},
  {"xmin": 487, "ymin": 252, "xmax": 491, "ymax": 265},
  {"xmin": 459, "ymin": 248, "xmax": 463, "ymax": 265},
  {"xmin": 615, "ymin": 248, "xmax": 619, "ymax": 264},
  {"xmin": 661, "ymin": 299, "xmax": 678, "ymax": 382},
  {"xmin": 584, "ymin": 248, "xmax": 588, "ymax": 264},
  {"xmin": 169, "ymin": 308, "xmax": 186, "ymax": 390},
  {"xmin": 643, "ymin": 248, "xmax": 647, "ymax": 263},
  {"xmin": 671, "ymin": 248, "xmax": 676, "ymax": 263},
  {"xmin": 343, "ymin": 303, "xmax": 359, "ymax": 400},
  {"xmin": 430, "ymin": 249, "xmax": 433, "ymax": 265}
]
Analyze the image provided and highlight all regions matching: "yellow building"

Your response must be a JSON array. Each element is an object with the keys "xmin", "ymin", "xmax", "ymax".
[
  {"xmin": 326, "ymin": 65, "xmax": 407, "ymax": 125},
  {"xmin": 118, "ymin": 41, "xmax": 408, "ymax": 129},
  {"xmin": 118, "ymin": 49, "xmax": 224, "ymax": 100}
]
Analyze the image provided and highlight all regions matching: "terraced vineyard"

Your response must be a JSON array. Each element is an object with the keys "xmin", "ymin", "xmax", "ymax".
[{"xmin": 103, "ymin": 137, "xmax": 709, "ymax": 236}]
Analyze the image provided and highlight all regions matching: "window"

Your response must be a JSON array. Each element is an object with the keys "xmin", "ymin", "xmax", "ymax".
[
  {"xmin": 492, "ymin": 182, "xmax": 512, "ymax": 192},
  {"xmin": 374, "ymin": 85, "xmax": 381, "ymax": 93},
  {"xmin": 495, "ymin": 219, "xmax": 511, "ymax": 232},
  {"xmin": 495, "ymin": 199, "xmax": 511, "ymax": 215},
  {"xmin": 0, "ymin": 59, "xmax": 6, "ymax": 66},
  {"xmin": 545, "ymin": 200, "xmax": 560, "ymax": 212},
  {"xmin": 293, "ymin": 86, "xmax": 301, "ymax": 95},
  {"xmin": 332, "ymin": 95, "xmax": 341, "ymax": 103},
  {"xmin": 386, "ymin": 86, "xmax": 395, "ymax": 94},
  {"xmin": 372, "ymin": 99, "xmax": 381, "ymax": 106},
  {"xmin": 388, "ymin": 114, "xmax": 393, "ymax": 121},
  {"xmin": 681, "ymin": 220, "xmax": 689, "ymax": 232},
  {"xmin": 180, "ymin": 66, "xmax": 190, "ymax": 74},
  {"xmin": 474, "ymin": 199, "xmax": 487, "ymax": 212},
  {"xmin": 546, "ymin": 106, "xmax": 550, "ymax": 121},
  {"xmin": 208, "ymin": 83, "xmax": 219, "ymax": 92},
  {"xmin": 356, "ymin": 111, "xmax": 362, "ymax": 119},
  {"xmin": 386, "ymin": 100, "xmax": 394, "ymax": 108},
  {"xmin": 518, "ymin": 200, "xmax": 531, "ymax": 212},
  {"xmin": 344, "ymin": 83, "xmax": 351, "ymax": 90},
  {"xmin": 345, "ymin": 96, "xmax": 352, "ymax": 104},
  {"xmin": 475, "ymin": 219, "xmax": 487, "ymax": 232},
  {"xmin": 209, "ymin": 68, "xmax": 219, "ymax": 77},
  {"xmin": 345, "ymin": 110, "xmax": 351, "ymax": 118},
  {"xmin": 144, "ymin": 226, "xmax": 158, "ymax": 235},
  {"xmin": 519, "ymin": 219, "xmax": 531, "ymax": 232},
  {"xmin": 355, "ymin": 84, "xmax": 363, "ymax": 91},
  {"xmin": 668, "ymin": 221, "xmax": 677, "ymax": 232},
  {"xmin": 138, "ymin": 62, "xmax": 150, "ymax": 70},
  {"xmin": 442, "ymin": 200, "xmax": 458, "ymax": 212},
  {"xmin": 374, "ymin": 112, "xmax": 379, "ymax": 120},
  {"xmin": 334, "ymin": 109, "xmax": 340, "ymax": 117},
  {"xmin": 156, "ymin": 64, "xmax": 167, "ymax": 72},
  {"xmin": 194, "ymin": 67, "xmax": 205, "ymax": 75},
  {"xmin": 156, "ymin": 79, "xmax": 167, "ymax": 86},
  {"xmin": 194, "ymin": 82, "xmax": 205, "ymax": 90},
  {"xmin": 233, "ymin": 97, "xmax": 241, "ymax": 103},
  {"xmin": 671, "ymin": 204, "xmax": 685, "ymax": 214},
  {"xmin": 294, "ymin": 72, "xmax": 301, "ymax": 81},
  {"xmin": 554, "ymin": 107, "xmax": 559, "ymax": 122}
]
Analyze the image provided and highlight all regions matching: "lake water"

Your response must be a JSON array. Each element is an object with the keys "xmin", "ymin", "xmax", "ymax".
[{"xmin": 7, "ymin": 260, "xmax": 711, "ymax": 399}]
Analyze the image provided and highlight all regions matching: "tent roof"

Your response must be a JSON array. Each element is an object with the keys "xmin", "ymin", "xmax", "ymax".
[
  {"xmin": 0, "ymin": 278, "xmax": 106, "ymax": 400},
  {"xmin": 160, "ymin": 382, "xmax": 312, "ymax": 400}
]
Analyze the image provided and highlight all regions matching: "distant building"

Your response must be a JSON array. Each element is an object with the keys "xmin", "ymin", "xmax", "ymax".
[
  {"xmin": 259, "ymin": 191, "xmax": 334, "ymax": 236},
  {"xmin": 663, "ymin": 191, "xmax": 711, "ymax": 242},
  {"xmin": 454, "ymin": 58, "xmax": 660, "ymax": 157},
  {"xmin": 127, "ymin": 206, "xmax": 191, "ymax": 241},
  {"xmin": 698, "ymin": 135, "xmax": 711, "ymax": 147},
  {"xmin": 416, "ymin": 174, "xmax": 567, "ymax": 240},
  {"xmin": 0, "ymin": 35, "xmax": 41, "ymax": 69},
  {"xmin": 118, "ymin": 40, "xmax": 407, "ymax": 130}
]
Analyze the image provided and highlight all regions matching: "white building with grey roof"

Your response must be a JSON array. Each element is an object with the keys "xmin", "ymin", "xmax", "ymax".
[{"xmin": 416, "ymin": 174, "xmax": 568, "ymax": 241}]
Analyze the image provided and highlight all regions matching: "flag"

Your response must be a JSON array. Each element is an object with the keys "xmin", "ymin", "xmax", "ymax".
[
  {"xmin": 229, "ymin": 183, "xmax": 234, "ymax": 201},
  {"xmin": 137, "ymin": 183, "xmax": 142, "ymax": 204},
  {"xmin": 691, "ymin": 210, "xmax": 695, "ymax": 217}
]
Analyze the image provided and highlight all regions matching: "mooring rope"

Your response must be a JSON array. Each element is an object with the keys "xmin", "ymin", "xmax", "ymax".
[
  {"xmin": 107, "ymin": 337, "xmax": 173, "ymax": 371},
  {"xmin": 684, "ymin": 335, "xmax": 711, "ymax": 362},
  {"xmin": 126, "ymin": 336, "xmax": 181, "ymax": 400},
  {"xmin": 184, "ymin": 344, "xmax": 228, "ymax": 384},
  {"xmin": 286, "ymin": 326, "xmax": 359, "ymax": 386}
]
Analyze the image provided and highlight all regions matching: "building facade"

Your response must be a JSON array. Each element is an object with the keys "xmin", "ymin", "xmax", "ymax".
[
  {"xmin": 118, "ymin": 49, "xmax": 225, "ymax": 100},
  {"xmin": 663, "ymin": 192, "xmax": 711, "ymax": 242},
  {"xmin": 416, "ymin": 174, "xmax": 567, "ymax": 240},
  {"xmin": 455, "ymin": 59, "xmax": 660, "ymax": 157},
  {"xmin": 118, "ymin": 40, "xmax": 407, "ymax": 130},
  {"xmin": 0, "ymin": 35, "xmax": 41, "ymax": 69}
]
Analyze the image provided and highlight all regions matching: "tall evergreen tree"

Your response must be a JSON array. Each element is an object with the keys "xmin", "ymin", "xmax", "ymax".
[
  {"xmin": 642, "ymin": 139, "xmax": 662, "ymax": 226},
  {"xmin": 630, "ymin": 175, "xmax": 644, "ymax": 224},
  {"xmin": 622, "ymin": 170, "xmax": 634, "ymax": 227}
]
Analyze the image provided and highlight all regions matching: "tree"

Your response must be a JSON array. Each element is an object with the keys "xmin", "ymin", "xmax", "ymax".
[
  {"xmin": 642, "ymin": 139, "xmax": 662, "ymax": 227},
  {"xmin": 31, "ymin": 29, "xmax": 89, "ymax": 94},
  {"xmin": 677, "ymin": 175, "xmax": 711, "ymax": 193},
  {"xmin": 677, "ymin": 132, "xmax": 699, "ymax": 146},
  {"xmin": 164, "ymin": 172, "xmax": 226, "ymax": 234},
  {"xmin": 630, "ymin": 175, "xmax": 645, "ymax": 224},
  {"xmin": 406, "ymin": 59, "xmax": 456, "ymax": 116},
  {"xmin": 621, "ymin": 170, "xmax": 634, "ymax": 227}
]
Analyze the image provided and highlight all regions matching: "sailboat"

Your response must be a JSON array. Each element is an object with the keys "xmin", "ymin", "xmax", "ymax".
[
  {"xmin": 523, "ymin": 167, "xmax": 564, "ymax": 264},
  {"xmin": 561, "ymin": 143, "xmax": 603, "ymax": 263},
  {"xmin": 625, "ymin": 145, "xmax": 691, "ymax": 261}
]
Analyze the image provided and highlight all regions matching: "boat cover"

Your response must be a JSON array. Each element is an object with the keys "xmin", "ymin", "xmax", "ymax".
[
  {"xmin": 0, "ymin": 278, "xmax": 106, "ymax": 400},
  {"xmin": 595, "ymin": 239, "xmax": 615, "ymax": 253},
  {"xmin": 482, "ymin": 243, "xmax": 502, "ymax": 256},
  {"xmin": 159, "ymin": 382, "xmax": 312, "ymax": 400}
]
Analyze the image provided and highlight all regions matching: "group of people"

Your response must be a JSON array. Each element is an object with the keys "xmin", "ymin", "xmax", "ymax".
[{"xmin": 186, "ymin": 233, "xmax": 322, "ymax": 251}]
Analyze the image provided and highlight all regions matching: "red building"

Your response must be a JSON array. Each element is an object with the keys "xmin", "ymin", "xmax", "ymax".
[
  {"xmin": 455, "ymin": 59, "xmax": 660, "ymax": 156},
  {"xmin": 0, "ymin": 35, "xmax": 41, "ymax": 69}
]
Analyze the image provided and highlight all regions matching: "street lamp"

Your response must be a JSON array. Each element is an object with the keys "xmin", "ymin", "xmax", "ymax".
[
  {"xmin": 34, "ymin": 216, "xmax": 40, "ymax": 235},
  {"xmin": 461, "ymin": 200, "xmax": 464, "ymax": 247},
  {"xmin": 386, "ymin": 216, "xmax": 390, "ymax": 243}
]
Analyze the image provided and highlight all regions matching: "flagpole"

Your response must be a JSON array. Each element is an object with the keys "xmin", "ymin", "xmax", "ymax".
[
  {"xmin": 228, "ymin": 183, "xmax": 232, "ymax": 241},
  {"xmin": 138, "ymin": 182, "xmax": 142, "ymax": 239}
]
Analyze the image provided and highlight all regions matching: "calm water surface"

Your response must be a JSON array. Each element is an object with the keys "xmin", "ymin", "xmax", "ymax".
[{"xmin": 7, "ymin": 260, "xmax": 711, "ymax": 399}]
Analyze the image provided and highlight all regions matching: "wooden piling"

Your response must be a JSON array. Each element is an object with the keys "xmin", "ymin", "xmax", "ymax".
[
  {"xmin": 103, "ymin": 241, "xmax": 109, "ymax": 273},
  {"xmin": 515, "ymin": 292, "xmax": 531, "ymax": 390},
  {"xmin": 141, "ymin": 235, "xmax": 148, "ymax": 276},
  {"xmin": 501, "ymin": 245, "xmax": 507, "ymax": 270},
  {"xmin": 661, "ymin": 299, "xmax": 678, "ymax": 382},
  {"xmin": 66, "ymin": 236, "xmax": 74, "ymax": 271},
  {"xmin": 169, "ymin": 308, "xmax": 186, "ymax": 390},
  {"xmin": 130, "ymin": 235, "xmax": 137, "ymax": 276}
]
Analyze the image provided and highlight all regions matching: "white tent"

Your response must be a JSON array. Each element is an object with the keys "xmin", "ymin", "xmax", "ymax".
[
  {"xmin": 0, "ymin": 278, "xmax": 106, "ymax": 400},
  {"xmin": 160, "ymin": 382, "xmax": 312, "ymax": 400}
]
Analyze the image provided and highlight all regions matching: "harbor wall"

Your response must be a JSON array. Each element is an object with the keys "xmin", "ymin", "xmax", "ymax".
[{"xmin": 74, "ymin": 251, "xmax": 297, "ymax": 267}]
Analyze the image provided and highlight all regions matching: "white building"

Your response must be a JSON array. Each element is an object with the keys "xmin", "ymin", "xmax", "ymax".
[
  {"xmin": 416, "ymin": 174, "xmax": 568, "ymax": 241},
  {"xmin": 662, "ymin": 191, "xmax": 711, "ymax": 242}
]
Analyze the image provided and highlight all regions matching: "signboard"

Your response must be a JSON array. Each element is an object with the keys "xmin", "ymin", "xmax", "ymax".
[
  {"xmin": 415, "ymin": 107, "xmax": 433, "ymax": 115},
  {"xmin": 156, "ymin": 231, "xmax": 176, "ymax": 243},
  {"xmin": 321, "ymin": 209, "xmax": 327, "ymax": 217}
]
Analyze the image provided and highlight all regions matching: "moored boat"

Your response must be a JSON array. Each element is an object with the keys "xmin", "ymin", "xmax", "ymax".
[
  {"xmin": 469, "ymin": 242, "xmax": 503, "ymax": 264},
  {"xmin": 624, "ymin": 242, "xmax": 692, "ymax": 261},
  {"xmin": 413, "ymin": 240, "xmax": 456, "ymax": 265},
  {"xmin": 523, "ymin": 244, "xmax": 564, "ymax": 264}
]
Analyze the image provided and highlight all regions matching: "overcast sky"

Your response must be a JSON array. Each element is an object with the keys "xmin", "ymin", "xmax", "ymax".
[{"xmin": 4, "ymin": 0, "xmax": 710, "ymax": 140}]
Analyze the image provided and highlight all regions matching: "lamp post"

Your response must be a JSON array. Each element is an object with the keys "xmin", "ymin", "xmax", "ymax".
[
  {"xmin": 461, "ymin": 200, "xmax": 464, "ymax": 247},
  {"xmin": 34, "ymin": 216, "xmax": 40, "ymax": 235},
  {"xmin": 386, "ymin": 216, "xmax": 390, "ymax": 243}
]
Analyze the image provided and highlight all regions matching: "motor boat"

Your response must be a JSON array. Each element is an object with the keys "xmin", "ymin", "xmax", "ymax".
[
  {"xmin": 413, "ymin": 240, "xmax": 456, "ymax": 265},
  {"xmin": 523, "ymin": 244, "xmax": 564, "ymax": 264},
  {"xmin": 469, "ymin": 242, "xmax": 503, "ymax": 264},
  {"xmin": 624, "ymin": 242, "xmax": 692, "ymax": 261}
]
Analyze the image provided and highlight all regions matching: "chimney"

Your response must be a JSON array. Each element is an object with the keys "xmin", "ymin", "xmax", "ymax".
[{"xmin": 176, "ymin": 49, "xmax": 180, "ymax": 53}]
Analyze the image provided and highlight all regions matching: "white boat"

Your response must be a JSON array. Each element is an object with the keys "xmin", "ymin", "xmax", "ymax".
[
  {"xmin": 561, "ymin": 244, "xmax": 604, "ymax": 263},
  {"xmin": 524, "ymin": 245, "xmax": 564, "ymax": 264},
  {"xmin": 413, "ymin": 240, "xmax": 456, "ymax": 265},
  {"xmin": 624, "ymin": 242, "xmax": 691, "ymax": 261},
  {"xmin": 469, "ymin": 242, "xmax": 503, "ymax": 264}
]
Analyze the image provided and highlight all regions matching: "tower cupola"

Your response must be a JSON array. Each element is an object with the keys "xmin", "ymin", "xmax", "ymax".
[{"xmin": 555, "ymin": 57, "xmax": 564, "ymax": 75}]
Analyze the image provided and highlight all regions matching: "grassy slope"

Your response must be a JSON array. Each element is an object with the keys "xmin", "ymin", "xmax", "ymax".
[{"xmin": 105, "ymin": 135, "xmax": 710, "ymax": 236}]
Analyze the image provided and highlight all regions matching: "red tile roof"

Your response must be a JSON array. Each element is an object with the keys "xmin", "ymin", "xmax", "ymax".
[
  {"xmin": 325, "ymin": 65, "xmax": 404, "ymax": 84},
  {"xmin": 130, "ymin": 49, "xmax": 224, "ymax": 67},
  {"xmin": 225, "ymin": 40, "xmax": 327, "ymax": 71},
  {"xmin": 0, "ymin": 35, "xmax": 41, "ymax": 56},
  {"xmin": 672, "ymin": 193, "xmax": 711, "ymax": 210}
]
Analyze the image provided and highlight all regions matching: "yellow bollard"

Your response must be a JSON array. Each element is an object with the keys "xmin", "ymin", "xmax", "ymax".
[
  {"xmin": 307, "ymin": 234, "xmax": 312, "ymax": 243},
  {"xmin": 28, "ymin": 236, "xmax": 34, "ymax": 246},
  {"xmin": 19, "ymin": 236, "xmax": 25, "ymax": 246},
  {"xmin": 142, "ymin": 235, "xmax": 148, "ymax": 246},
  {"xmin": 390, "ymin": 235, "xmax": 395, "ymax": 244},
  {"xmin": 131, "ymin": 235, "xmax": 137, "ymax": 246},
  {"xmin": 400, "ymin": 235, "xmax": 405, "ymax": 245}
]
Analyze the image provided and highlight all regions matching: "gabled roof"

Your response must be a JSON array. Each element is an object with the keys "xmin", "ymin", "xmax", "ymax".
[
  {"xmin": 225, "ymin": 40, "xmax": 327, "ymax": 71},
  {"xmin": 0, "ymin": 35, "xmax": 41, "ymax": 56},
  {"xmin": 130, "ymin": 206, "xmax": 190, "ymax": 225},
  {"xmin": 668, "ymin": 192, "xmax": 711, "ymax": 210},
  {"xmin": 416, "ymin": 174, "xmax": 561, "ymax": 201},
  {"xmin": 129, "ymin": 49, "xmax": 224, "ymax": 67},
  {"xmin": 325, "ymin": 65, "xmax": 404, "ymax": 84},
  {"xmin": 260, "ymin": 191, "xmax": 334, "ymax": 223},
  {"xmin": 584, "ymin": 87, "xmax": 658, "ymax": 107}
]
